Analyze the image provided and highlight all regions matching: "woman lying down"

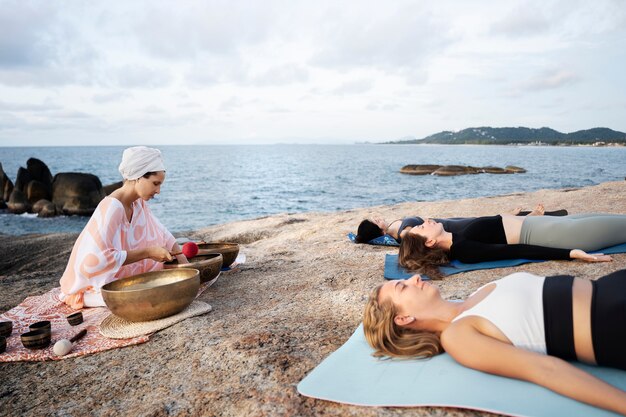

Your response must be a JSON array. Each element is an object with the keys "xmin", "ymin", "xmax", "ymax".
[{"xmin": 363, "ymin": 270, "xmax": 626, "ymax": 414}]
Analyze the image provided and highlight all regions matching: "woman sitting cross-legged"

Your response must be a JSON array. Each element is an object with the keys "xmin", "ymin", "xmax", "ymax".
[
  {"xmin": 59, "ymin": 146, "xmax": 188, "ymax": 309},
  {"xmin": 398, "ymin": 213, "xmax": 626, "ymax": 278},
  {"xmin": 363, "ymin": 270, "xmax": 626, "ymax": 414}
]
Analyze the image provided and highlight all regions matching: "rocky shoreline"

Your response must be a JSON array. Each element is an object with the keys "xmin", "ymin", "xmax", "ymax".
[{"xmin": 1, "ymin": 180, "xmax": 625, "ymax": 417}]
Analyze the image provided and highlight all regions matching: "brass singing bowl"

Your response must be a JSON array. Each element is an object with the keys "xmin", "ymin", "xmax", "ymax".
[
  {"xmin": 21, "ymin": 329, "xmax": 51, "ymax": 349},
  {"xmin": 101, "ymin": 268, "xmax": 200, "ymax": 322},
  {"xmin": 197, "ymin": 242, "xmax": 239, "ymax": 267},
  {"xmin": 0, "ymin": 321, "xmax": 12, "ymax": 338},
  {"xmin": 164, "ymin": 253, "xmax": 223, "ymax": 284}
]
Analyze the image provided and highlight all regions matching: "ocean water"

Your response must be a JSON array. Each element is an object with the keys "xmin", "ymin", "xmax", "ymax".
[{"xmin": 1, "ymin": 144, "xmax": 625, "ymax": 235}]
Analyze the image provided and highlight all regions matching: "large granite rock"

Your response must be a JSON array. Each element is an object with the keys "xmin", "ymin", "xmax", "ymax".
[
  {"xmin": 2, "ymin": 174, "xmax": 14, "ymax": 203},
  {"xmin": 0, "ymin": 162, "xmax": 12, "ymax": 204},
  {"xmin": 25, "ymin": 158, "xmax": 53, "ymax": 201},
  {"xmin": 38, "ymin": 200, "xmax": 57, "ymax": 218},
  {"xmin": 399, "ymin": 164, "xmax": 441, "ymax": 175},
  {"xmin": 505, "ymin": 165, "xmax": 527, "ymax": 173},
  {"xmin": 433, "ymin": 165, "xmax": 481, "ymax": 176},
  {"xmin": 14, "ymin": 167, "xmax": 33, "ymax": 192},
  {"xmin": 482, "ymin": 166, "xmax": 512, "ymax": 174},
  {"xmin": 26, "ymin": 180, "xmax": 52, "ymax": 204},
  {"xmin": 7, "ymin": 189, "xmax": 30, "ymax": 214},
  {"xmin": 26, "ymin": 158, "xmax": 53, "ymax": 186},
  {"xmin": 52, "ymin": 172, "xmax": 105, "ymax": 216},
  {"xmin": 400, "ymin": 164, "xmax": 527, "ymax": 176}
]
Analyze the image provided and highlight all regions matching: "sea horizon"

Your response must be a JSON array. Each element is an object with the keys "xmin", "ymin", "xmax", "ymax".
[{"xmin": 2, "ymin": 144, "xmax": 625, "ymax": 236}]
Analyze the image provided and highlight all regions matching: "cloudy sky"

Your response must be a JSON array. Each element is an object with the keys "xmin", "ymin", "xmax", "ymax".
[{"xmin": 0, "ymin": 0, "xmax": 625, "ymax": 146}]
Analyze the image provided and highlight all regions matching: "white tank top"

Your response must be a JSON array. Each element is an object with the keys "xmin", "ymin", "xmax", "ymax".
[{"xmin": 452, "ymin": 272, "xmax": 547, "ymax": 354}]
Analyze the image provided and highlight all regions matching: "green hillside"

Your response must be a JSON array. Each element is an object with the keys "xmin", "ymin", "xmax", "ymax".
[{"xmin": 387, "ymin": 127, "xmax": 626, "ymax": 145}]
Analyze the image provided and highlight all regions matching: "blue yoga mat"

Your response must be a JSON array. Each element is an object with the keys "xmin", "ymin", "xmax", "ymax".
[
  {"xmin": 347, "ymin": 232, "xmax": 399, "ymax": 246},
  {"xmin": 384, "ymin": 242, "xmax": 626, "ymax": 280},
  {"xmin": 298, "ymin": 324, "xmax": 626, "ymax": 416}
]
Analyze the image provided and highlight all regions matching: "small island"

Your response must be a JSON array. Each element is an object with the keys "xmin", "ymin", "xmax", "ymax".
[{"xmin": 384, "ymin": 127, "xmax": 626, "ymax": 146}]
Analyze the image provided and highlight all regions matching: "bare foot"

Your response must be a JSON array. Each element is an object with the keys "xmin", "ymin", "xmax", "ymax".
[
  {"xmin": 511, "ymin": 207, "xmax": 522, "ymax": 215},
  {"xmin": 528, "ymin": 203, "xmax": 545, "ymax": 216}
]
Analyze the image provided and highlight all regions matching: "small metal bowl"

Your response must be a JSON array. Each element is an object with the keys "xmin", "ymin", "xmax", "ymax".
[
  {"xmin": 0, "ymin": 336, "xmax": 6, "ymax": 354},
  {"xmin": 164, "ymin": 253, "xmax": 223, "ymax": 284},
  {"xmin": 67, "ymin": 312, "xmax": 83, "ymax": 326},
  {"xmin": 29, "ymin": 321, "xmax": 51, "ymax": 333},
  {"xmin": 102, "ymin": 268, "xmax": 200, "ymax": 322},
  {"xmin": 0, "ymin": 321, "xmax": 12, "ymax": 337},
  {"xmin": 21, "ymin": 329, "xmax": 51, "ymax": 349},
  {"xmin": 197, "ymin": 242, "xmax": 240, "ymax": 267}
]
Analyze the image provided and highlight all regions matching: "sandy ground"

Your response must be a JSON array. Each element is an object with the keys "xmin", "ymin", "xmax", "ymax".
[{"xmin": 1, "ymin": 180, "xmax": 625, "ymax": 417}]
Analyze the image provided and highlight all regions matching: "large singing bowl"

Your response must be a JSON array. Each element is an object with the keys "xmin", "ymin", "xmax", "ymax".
[
  {"xmin": 164, "ymin": 253, "xmax": 223, "ymax": 284},
  {"xmin": 102, "ymin": 268, "xmax": 200, "ymax": 322},
  {"xmin": 197, "ymin": 242, "xmax": 240, "ymax": 267}
]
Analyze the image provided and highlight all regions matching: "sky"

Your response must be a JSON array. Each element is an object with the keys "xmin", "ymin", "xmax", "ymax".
[{"xmin": 0, "ymin": 0, "xmax": 625, "ymax": 146}]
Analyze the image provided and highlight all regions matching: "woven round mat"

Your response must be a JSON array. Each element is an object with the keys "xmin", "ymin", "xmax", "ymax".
[{"xmin": 99, "ymin": 301, "xmax": 212, "ymax": 339}]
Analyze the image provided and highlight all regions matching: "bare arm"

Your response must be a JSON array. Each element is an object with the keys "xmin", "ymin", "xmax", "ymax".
[
  {"xmin": 441, "ymin": 320, "xmax": 626, "ymax": 415},
  {"xmin": 124, "ymin": 246, "xmax": 173, "ymax": 264}
]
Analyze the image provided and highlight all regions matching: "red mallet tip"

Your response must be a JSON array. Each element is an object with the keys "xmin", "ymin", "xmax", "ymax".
[{"xmin": 182, "ymin": 242, "xmax": 199, "ymax": 258}]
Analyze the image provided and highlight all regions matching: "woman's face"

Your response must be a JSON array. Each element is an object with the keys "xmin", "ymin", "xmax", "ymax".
[
  {"xmin": 378, "ymin": 274, "xmax": 441, "ymax": 320},
  {"xmin": 135, "ymin": 171, "xmax": 165, "ymax": 200},
  {"xmin": 407, "ymin": 218, "xmax": 443, "ymax": 240}
]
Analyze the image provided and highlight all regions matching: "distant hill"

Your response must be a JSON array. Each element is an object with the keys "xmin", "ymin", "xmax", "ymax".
[{"xmin": 386, "ymin": 127, "xmax": 626, "ymax": 145}]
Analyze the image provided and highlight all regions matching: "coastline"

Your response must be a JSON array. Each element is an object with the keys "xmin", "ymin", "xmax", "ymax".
[{"xmin": 1, "ymin": 180, "xmax": 625, "ymax": 416}]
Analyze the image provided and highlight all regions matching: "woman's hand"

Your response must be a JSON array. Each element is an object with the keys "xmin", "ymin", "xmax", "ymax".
[
  {"xmin": 146, "ymin": 246, "xmax": 173, "ymax": 262},
  {"xmin": 570, "ymin": 249, "xmax": 612, "ymax": 262},
  {"xmin": 170, "ymin": 243, "xmax": 189, "ymax": 264}
]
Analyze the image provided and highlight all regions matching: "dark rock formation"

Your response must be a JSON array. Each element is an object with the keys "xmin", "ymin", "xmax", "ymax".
[
  {"xmin": 26, "ymin": 180, "xmax": 52, "ymax": 204},
  {"xmin": 505, "ymin": 165, "xmax": 527, "ymax": 173},
  {"xmin": 400, "ymin": 164, "xmax": 526, "ymax": 176},
  {"xmin": 2, "ymin": 174, "xmax": 14, "ymax": 202},
  {"xmin": 482, "ymin": 166, "xmax": 512, "ymax": 174},
  {"xmin": 38, "ymin": 201, "xmax": 57, "ymax": 217},
  {"xmin": 399, "ymin": 164, "xmax": 441, "ymax": 175},
  {"xmin": 433, "ymin": 165, "xmax": 481, "ymax": 176},
  {"xmin": 7, "ymin": 189, "xmax": 30, "ymax": 214},
  {"xmin": 14, "ymin": 167, "xmax": 33, "ymax": 192},
  {"xmin": 52, "ymin": 173, "xmax": 105, "ymax": 216},
  {"xmin": 0, "ymin": 162, "xmax": 11, "ymax": 204},
  {"xmin": 26, "ymin": 158, "xmax": 53, "ymax": 188},
  {"xmin": 32, "ymin": 199, "xmax": 49, "ymax": 214}
]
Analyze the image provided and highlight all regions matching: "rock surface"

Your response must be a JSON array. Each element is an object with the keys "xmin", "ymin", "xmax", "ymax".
[
  {"xmin": 52, "ymin": 172, "xmax": 105, "ymax": 215},
  {"xmin": 1, "ymin": 181, "xmax": 625, "ymax": 416},
  {"xmin": 400, "ymin": 164, "xmax": 527, "ymax": 176}
]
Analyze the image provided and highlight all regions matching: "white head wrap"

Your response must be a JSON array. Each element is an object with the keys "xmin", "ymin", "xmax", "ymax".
[{"xmin": 118, "ymin": 146, "xmax": 166, "ymax": 180}]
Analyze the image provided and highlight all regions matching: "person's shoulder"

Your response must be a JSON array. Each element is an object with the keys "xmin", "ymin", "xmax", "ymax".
[
  {"xmin": 96, "ymin": 196, "xmax": 118, "ymax": 211},
  {"xmin": 96, "ymin": 196, "xmax": 125, "ymax": 219}
]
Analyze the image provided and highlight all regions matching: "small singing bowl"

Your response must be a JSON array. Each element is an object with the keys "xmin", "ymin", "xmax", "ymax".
[
  {"xmin": 29, "ymin": 321, "xmax": 51, "ymax": 333},
  {"xmin": 0, "ymin": 321, "xmax": 12, "ymax": 338},
  {"xmin": 0, "ymin": 336, "xmax": 6, "ymax": 354},
  {"xmin": 197, "ymin": 242, "xmax": 240, "ymax": 267},
  {"xmin": 67, "ymin": 312, "xmax": 83, "ymax": 326},
  {"xmin": 164, "ymin": 253, "xmax": 223, "ymax": 283},
  {"xmin": 102, "ymin": 268, "xmax": 200, "ymax": 322},
  {"xmin": 21, "ymin": 329, "xmax": 51, "ymax": 349}
]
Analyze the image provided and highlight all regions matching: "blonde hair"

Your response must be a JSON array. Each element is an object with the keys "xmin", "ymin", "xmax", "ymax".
[
  {"xmin": 398, "ymin": 233, "xmax": 449, "ymax": 280},
  {"xmin": 363, "ymin": 285, "xmax": 442, "ymax": 359}
]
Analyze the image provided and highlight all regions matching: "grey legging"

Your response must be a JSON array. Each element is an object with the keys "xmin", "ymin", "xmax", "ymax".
[{"xmin": 520, "ymin": 213, "xmax": 626, "ymax": 251}]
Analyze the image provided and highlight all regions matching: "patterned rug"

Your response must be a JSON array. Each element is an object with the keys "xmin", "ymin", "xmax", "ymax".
[{"xmin": 0, "ymin": 276, "xmax": 221, "ymax": 362}]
